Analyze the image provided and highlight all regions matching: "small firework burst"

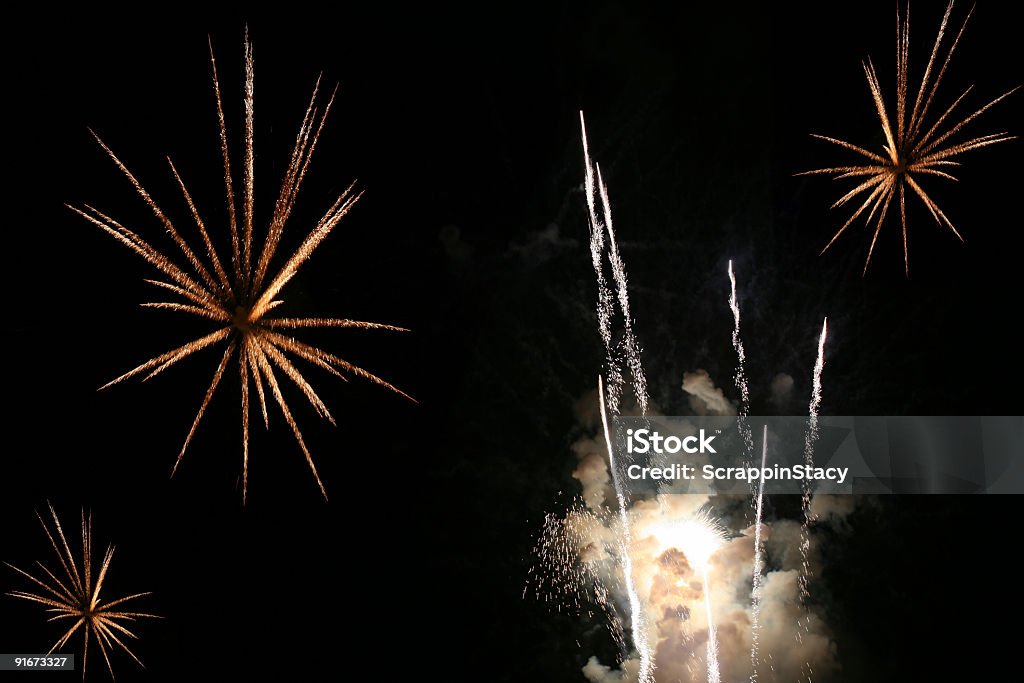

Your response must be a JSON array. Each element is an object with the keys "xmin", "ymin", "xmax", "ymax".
[
  {"xmin": 5, "ymin": 503, "xmax": 157, "ymax": 680},
  {"xmin": 73, "ymin": 33, "xmax": 412, "ymax": 500},
  {"xmin": 800, "ymin": 1, "xmax": 1018, "ymax": 275}
]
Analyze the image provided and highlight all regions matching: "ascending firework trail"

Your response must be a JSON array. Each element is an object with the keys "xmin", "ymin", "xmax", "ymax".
[{"xmin": 581, "ymin": 111, "xmax": 655, "ymax": 683}]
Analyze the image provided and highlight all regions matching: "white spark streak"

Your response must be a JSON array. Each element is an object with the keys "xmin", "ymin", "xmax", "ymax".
[
  {"xmin": 582, "ymin": 116, "xmax": 620, "ymax": 411},
  {"xmin": 581, "ymin": 111, "xmax": 649, "ymax": 415},
  {"xmin": 582, "ymin": 113, "xmax": 655, "ymax": 682},
  {"xmin": 704, "ymin": 571, "xmax": 722, "ymax": 683},
  {"xmin": 799, "ymin": 318, "xmax": 828, "ymax": 595},
  {"xmin": 599, "ymin": 376, "xmax": 653, "ymax": 683},
  {"xmin": 728, "ymin": 261, "xmax": 765, "ymax": 682},
  {"xmin": 797, "ymin": 318, "xmax": 828, "ymax": 683},
  {"xmin": 750, "ymin": 425, "xmax": 769, "ymax": 683},
  {"xmin": 728, "ymin": 260, "xmax": 752, "ymax": 452}
]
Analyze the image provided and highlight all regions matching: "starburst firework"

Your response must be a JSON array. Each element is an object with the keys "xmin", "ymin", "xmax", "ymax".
[
  {"xmin": 72, "ymin": 34, "xmax": 412, "ymax": 500},
  {"xmin": 5, "ymin": 504, "xmax": 157, "ymax": 680},
  {"xmin": 800, "ymin": 1, "xmax": 1017, "ymax": 275}
]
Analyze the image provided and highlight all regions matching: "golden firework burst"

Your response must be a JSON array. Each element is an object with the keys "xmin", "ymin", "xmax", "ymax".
[
  {"xmin": 5, "ymin": 504, "xmax": 157, "ymax": 680},
  {"xmin": 72, "ymin": 34, "xmax": 412, "ymax": 501},
  {"xmin": 799, "ymin": 1, "xmax": 1017, "ymax": 275}
]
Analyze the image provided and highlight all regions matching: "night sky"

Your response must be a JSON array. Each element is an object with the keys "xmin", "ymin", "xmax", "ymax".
[{"xmin": 2, "ymin": 2, "xmax": 1021, "ymax": 681}]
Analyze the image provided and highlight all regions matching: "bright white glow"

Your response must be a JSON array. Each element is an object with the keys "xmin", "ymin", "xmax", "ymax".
[
  {"xmin": 652, "ymin": 508, "xmax": 727, "ymax": 683},
  {"xmin": 652, "ymin": 508, "xmax": 728, "ymax": 574}
]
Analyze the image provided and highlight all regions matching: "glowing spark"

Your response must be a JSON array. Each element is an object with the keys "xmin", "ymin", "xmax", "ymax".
[
  {"xmin": 5, "ymin": 504, "xmax": 158, "ymax": 680},
  {"xmin": 582, "ymin": 119, "xmax": 620, "ymax": 410},
  {"xmin": 799, "ymin": 1, "xmax": 1017, "ymax": 275},
  {"xmin": 581, "ymin": 112, "xmax": 649, "ymax": 415},
  {"xmin": 582, "ymin": 113, "xmax": 654, "ymax": 681},
  {"xmin": 526, "ymin": 507, "xmax": 626, "ymax": 651},
  {"xmin": 799, "ymin": 319, "xmax": 828, "ymax": 595},
  {"xmin": 797, "ymin": 319, "xmax": 828, "ymax": 682},
  {"xmin": 75, "ymin": 34, "xmax": 412, "ymax": 501},
  {"xmin": 599, "ymin": 376, "xmax": 653, "ymax": 683},
  {"xmin": 749, "ymin": 425, "xmax": 769, "ymax": 683},
  {"xmin": 703, "ymin": 572, "xmax": 721, "ymax": 683},
  {"xmin": 653, "ymin": 507, "xmax": 728, "ymax": 575},
  {"xmin": 727, "ymin": 261, "xmax": 751, "ymax": 438},
  {"xmin": 727, "ymin": 261, "xmax": 770, "ymax": 682},
  {"xmin": 807, "ymin": 319, "xmax": 828, "ymax": 446}
]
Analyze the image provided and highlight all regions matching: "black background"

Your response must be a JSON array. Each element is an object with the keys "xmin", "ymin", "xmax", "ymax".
[{"xmin": 1, "ymin": 2, "xmax": 1021, "ymax": 681}]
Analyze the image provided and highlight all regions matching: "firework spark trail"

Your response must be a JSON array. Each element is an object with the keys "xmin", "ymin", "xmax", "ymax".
[
  {"xmin": 582, "ymin": 116, "xmax": 621, "ymax": 412},
  {"xmin": 597, "ymin": 165, "xmax": 649, "ymax": 416},
  {"xmin": 582, "ymin": 113, "xmax": 655, "ymax": 681},
  {"xmin": 799, "ymin": 319, "xmax": 828, "ymax": 595},
  {"xmin": 796, "ymin": 319, "xmax": 828, "ymax": 681},
  {"xmin": 704, "ymin": 571, "xmax": 722, "ymax": 683},
  {"xmin": 599, "ymin": 376, "xmax": 653, "ymax": 683},
  {"xmin": 749, "ymin": 425, "xmax": 770, "ymax": 683},
  {"xmin": 728, "ymin": 261, "xmax": 753, "ymax": 457},
  {"xmin": 724, "ymin": 259, "xmax": 765, "ymax": 679},
  {"xmin": 581, "ymin": 112, "xmax": 649, "ymax": 416},
  {"xmin": 727, "ymin": 261, "xmax": 768, "ymax": 681}
]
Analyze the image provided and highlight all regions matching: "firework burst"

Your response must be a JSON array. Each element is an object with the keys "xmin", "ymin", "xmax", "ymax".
[
  {"xmin": 5, "ymin": 503, "xmax": 157, "ymax": 680},
  {"xmin": 72, "ymin": 34, "xmax": 412, "ymax": 501},
  {"xmin": 800, "ymin": 1, "xmax": 1017, "ymax": 275}
]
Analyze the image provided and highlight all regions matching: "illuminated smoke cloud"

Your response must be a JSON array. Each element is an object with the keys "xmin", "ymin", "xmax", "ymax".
[
  {"xmin": 682, "ymin": 370, "xmax": 737, "ymax": 417},
  {"xmin": 559, "ymin": 378, "xmax": 842, "ymax": 683}
]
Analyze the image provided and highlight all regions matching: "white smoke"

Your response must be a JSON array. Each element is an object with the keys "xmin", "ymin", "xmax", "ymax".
[
  {"xmin": 810, "ymin": 494, "xmax": 857, "ymax": 528},
  {"xmin": 583, "ymin": 655, "xmax": 642, "ymax": 683},
  {"xmin": 564, "ymin": 117, "xmax": 845, "ymax": 683},
  {"xmin": 769, "ymin": 373, "xmax": 794, "ymax": 412},
  {"xmin": 682, "ymin": 370, "xmax": 737, "ymax": 416},
  {"xmin": 573, "ymin": 444, "xmax": 614, "ymax": 511},
  {"xmin": 559, "ymin": 379, "xmax": 845, "ymax": 683}
]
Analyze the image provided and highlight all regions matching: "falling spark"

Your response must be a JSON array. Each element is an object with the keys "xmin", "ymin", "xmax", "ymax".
[
  {"xmin": 525, "ymin": 506, "xmax": 626, "ymax": 652},
  {"xmin": 727, "ymin": 261, "xmax": 766, "ymax": 680},
  {"xmin": 799, "ymin": 1, "xmax": 1017, "ymax": 275},
  {"xmin": 799, "ymin": 319, "xmax": 829, "ymax": 590},
  {"xmin": 74, "ymin": 34, "xmax": 412, "ymax": 501},
  {"xmin": 581, "ymin": 113, "xmax": 655, "ymax": 681},
  {"xmin": 582, "ymin": 122, "xmax": 621, "ymax": 411},
  {"xmin": 800, "ymin": 318, "xmax": 829, "ymax": 570},
  {"xmin": 727, "ymin": 261, "xmax": 752, "ymax": 452},
  {"xmin": 704, "ymin": 572, "xmax": 721, "ymax": 683},
  {"xmin": 5, "ymin": 503, "xmax": 158, "ymax": 680},
  {"xmin": 749, "ymin": 425, "xmax": 769, "ymax": 683},
  {"xmin": 581, "ymin": 112, "xmax": 649, "ymax": 415},
  {"xmin": 599, "ymin": 376, "xmax": 653, "ymax": 683},
  {"xmin": 796, "ymin": 319, "xmax": 828, "ymax": 682}
]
